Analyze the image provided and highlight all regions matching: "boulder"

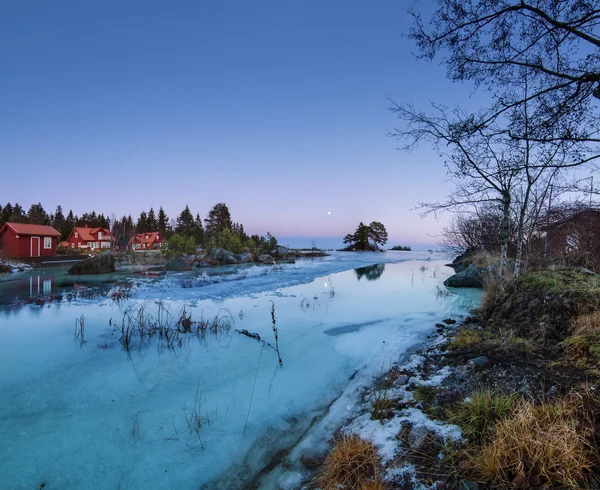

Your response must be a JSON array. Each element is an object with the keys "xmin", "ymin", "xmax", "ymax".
[
  {"xmin": 205, "ymin": 247, "xmax": 237, "ymax": 265},
  {"xmin": 68, "ymin": 252, "xmax": 116, "ymax": 275},
  {"xmin": 468, "ymin": 356, "xmax": 490, "ymax": 368},
  {"xmin": 275, "ymin": 245, "xmax": 290, "ymax": 257},
  {"xmin": 235, "ymin": 252, "xmax": 253, "ymax": 263},
  {"xmin": 194, "ymin": 260, "xmax": 211, "ymax": 268},
  {"xmin": 255, "ymin": 254, "xmax": 275, "ymax": 265},
  {"xmin": 163, "ymin": 257, "xmax": 192, "ymax": 272},
  {"xmin": 222, "ymin": 253, "xmax": 238, "ymax": 265},
  {"xmin": 444, "ymin": 264, "xmax": 485, "ymax": 288}
]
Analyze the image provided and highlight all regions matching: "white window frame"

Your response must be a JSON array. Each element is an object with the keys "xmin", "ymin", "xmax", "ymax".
[{"xmin": 44, "ymin": 237, "xmax": 52, "ymax": 249}]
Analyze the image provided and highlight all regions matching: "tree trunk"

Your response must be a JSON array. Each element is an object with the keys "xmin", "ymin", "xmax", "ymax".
[{"xmin": 499, "ymin": 196, "xmax": 511, "ymax": 279}]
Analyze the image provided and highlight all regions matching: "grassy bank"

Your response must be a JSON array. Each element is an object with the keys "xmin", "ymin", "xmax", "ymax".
[{"xmin": 313, "ymin": 266, "xmax": 600, "ymax": 489}]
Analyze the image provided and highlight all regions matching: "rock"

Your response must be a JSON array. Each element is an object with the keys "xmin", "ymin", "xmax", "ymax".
[
  {"xmin": 275, "ymin": 245, "xmax": 290, "ymax": 257},
  {"xmin": 163, "ymin": 257, "xmax": 192, "ymax": 271},
  {"xmin": 68, "ymin": 252, "xmax": 115, "ymax": 275},
  {"xmin": 442, "ymin": 318, "xmax": 457, "ymax": 325},
  {"xmin": 222, "ymin": 253, "xmax": 238, "ymax": 265},
  {"xmin": 468, "ymin": 356, "xmax": 489, "ymax": 368},
  {"xmin": 235, "ymin": 252, "xmax": 253, "ymax": 263},
  {"xmin": 444, "ymin": 264, "xmax": 485, "ymax": 288},
  {"xmin": 435, "ymin": 323, "xmax": 446, "ymax": 330},
  {"xmin": 408, "ymin": 426, "xmax": 431, "ymax": 451},
  {"xmin": 205, "ymin": 247, "xmax": 238, "ymax": 265},
  {"xmin": 256, "ymin": 254, "xmax": 275, "ymax": 265},
  {"xmin": 396, "ymin": 374, "xmax": 409, "ymax": 385},
  {"xmin": 194, "ymin": 260, "xmax": 211, "ymax": 268}
]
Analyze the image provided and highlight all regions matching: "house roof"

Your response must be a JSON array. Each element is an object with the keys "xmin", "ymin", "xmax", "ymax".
[
  {"xmin": 71, "ymin": 226, "xmax": 115, "ymax": 242},
  {"xmin": 0, "ymin": 222, "xmax": 61, "ymax": 237},
  {"xmin": 130, "ymin": 231, "xmax": 162, "ymax": 246},
  {"xmin": 72, "ymin": 226, "xmax": 95, "ymax": 241}
]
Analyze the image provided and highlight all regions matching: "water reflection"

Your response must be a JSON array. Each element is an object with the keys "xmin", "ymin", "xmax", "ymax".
[
  {"xmin": 354, "ymin": 263, "xmax": 385, "ymax": 281},
  {"xmin": 0, "ymin": 270, "xmax": 131, "ymax": 309}
]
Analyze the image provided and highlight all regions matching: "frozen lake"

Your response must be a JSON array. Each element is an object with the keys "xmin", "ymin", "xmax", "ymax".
[{"xmin": 0, "ymin": 252, "xmax": 481, "ymax": 489}]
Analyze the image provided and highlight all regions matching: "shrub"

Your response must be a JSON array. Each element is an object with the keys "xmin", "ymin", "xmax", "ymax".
[
  {"xmin": 316, "ymin": 434, "xmax": 385, "ymax": 490},
  {"xmin": 446, "ymin": 329, "xmax": 492, "ymax": 351},
  {"xmin": 469, "ymin": 394, "xmax": 598, "ymax": 488},
  {"xmin": 167, "ymin": 234, "xmax": 196, "ymax": 256},
  {"xmin": 450, "ymin": 389, "xmax": 514, "ymax": 441}
]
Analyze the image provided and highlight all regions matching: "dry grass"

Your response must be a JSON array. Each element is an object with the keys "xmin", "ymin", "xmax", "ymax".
[
  {"xmin": 450, "ymin": 389, "xmax": 515, "ymax": 441},
  {"xmin": 469, "ymin": 251, "xmax": 500, "ymax": 268},
  {"xmin": 446, "ymin": 329, "xmax": 490, "ymax": 351},
  {"xmin": 572, "ymin": 311, "xmax": 600, "ymax": 336},
  {"xmin": 468, "ymin": 392, "xmax": 599, "ymax": 488},
  {"xmin": 562, "ymin": 311, "xmax": 600, "ymax": 367},
  {"xmin": 315, "ymin": 434, "xmax": 386, "ymax": 490}
]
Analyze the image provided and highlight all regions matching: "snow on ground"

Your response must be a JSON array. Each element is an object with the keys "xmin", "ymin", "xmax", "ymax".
[
  {"xmin": 0, "ymin": 260, "xmax": 33, "ymax": 273},
  {"xmin": 0, "ymin": 252, "xmax": 481, "ymax": 490}
]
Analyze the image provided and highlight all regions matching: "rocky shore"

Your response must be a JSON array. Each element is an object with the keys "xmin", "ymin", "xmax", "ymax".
[{"xmin": 310, "ymin": 266, "xmax": 600, "ymax": 489}]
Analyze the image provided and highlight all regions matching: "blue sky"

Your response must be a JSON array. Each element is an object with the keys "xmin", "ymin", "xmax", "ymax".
[{"xmin": 0, "ymin": 1, "xmax": 488, "ymax": 247}]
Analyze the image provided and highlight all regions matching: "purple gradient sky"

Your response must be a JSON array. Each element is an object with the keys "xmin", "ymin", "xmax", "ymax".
[{"xmin": 0, "ymin": 1, "xmax": 488, "ymax": 247}]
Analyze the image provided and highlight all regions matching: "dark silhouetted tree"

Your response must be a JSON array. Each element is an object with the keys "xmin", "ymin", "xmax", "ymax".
[
  {"xmin": 204, "ymin": 203, "xmax": 233, "ymax": 245},
  {"xmin": 176, "ymin": 205, "xmax": 195, "ymax": 238}
]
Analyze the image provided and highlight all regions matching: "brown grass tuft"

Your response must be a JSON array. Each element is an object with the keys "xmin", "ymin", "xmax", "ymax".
[
  {"xmin": 316, "ymin": 434, "xmax": 387, "ymax": 490},
  {"xmin": 572, "ymin": 311, "xmax": 600, "ymax": 336},
  {"xmin": 469, "ymin": 393, "xmax": 598, "ymax": 488}
]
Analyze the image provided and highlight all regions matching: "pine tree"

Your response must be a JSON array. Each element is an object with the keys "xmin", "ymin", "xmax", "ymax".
[
  {"xmin": 368, "ymin": 221, "xmax": 388, "ymax": 249},
  {"xmin": 204, "ymin": 203, "xmax": 233, "ymax": 245},
  {"xmin": 27, "ymin": 203, "xmax": 48, "ymax": 224},
  {"xmin": 158, "ymin": 206, "xmax": 169, "ymax": 235},
  {"xmin": 53, "ymin": 205, "xmax": 66, "ymax": 238},
  {"xmin": 10, "ymin": 203, "xmax": 27, "ymax": 223},
  {"xmin": 193, "ymin": 213, "xmax": 205, "ymax": 246},
  {"xmin": 137, "ymin": 211, "xmax": 148, "ymax": 233},
  {"xmin": 63, "ymin": 210, "xmax": 75, "ymax": 240},
  {"xmin": 176, "ymin": 205, "xmax": 195, "ymax": 237},
  {"xmin": 0, "ymin": 203, "xmax": 12, "ymax": 227},
  {"xmin": 147, "ymin": 207, "xmax": 158, "ymax": 231}
]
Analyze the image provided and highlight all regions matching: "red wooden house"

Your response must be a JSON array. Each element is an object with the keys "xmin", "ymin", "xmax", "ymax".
[
  {"xmin": 129, "ymin": 232, "xmax": 164, "ymax": 251},
  {"xmin": 66, "ymin": 225, "xmax": 115, "ymax": 251},
  {"xmin": 0, "ymin": 222, "xmax": 61, "ymax": 258}
]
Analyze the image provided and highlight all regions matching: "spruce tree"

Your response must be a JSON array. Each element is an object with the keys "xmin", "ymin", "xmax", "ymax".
[
  {"xmin": 147, "ymin": 207, "xmax": 158, "ymax": 231},
  {"xmin": 176, "ymin": 205, "xmax": 195, "ymax": 237},
  {"xmin": 158, "ymin": 206, "xmax": 169, "ymax": 235},
  {"xmin": 193, "ymin": 213, "xmax": 205, "ymax": 246},
  {"xmin": 137, "ymin": 211, "xmax": 148, "ymax": 233},
  {"xmin": 204, "ymin": 203, "xmax": 233, "ymax": 245}
]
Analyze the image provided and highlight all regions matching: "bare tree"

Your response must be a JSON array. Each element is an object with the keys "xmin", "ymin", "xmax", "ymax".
[
  {"xmin": 409, "ymin": 0, "xmax": 600, "ymax": 148},
  {"xmin": 389, "ymin": 102, "xmax": 522, "ymax": 276}
]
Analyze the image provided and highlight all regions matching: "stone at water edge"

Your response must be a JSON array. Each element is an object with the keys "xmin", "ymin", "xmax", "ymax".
[
  {"xmin": 275, "ymin": 245, "xmax": 290, "ymax": 258},
  {"xmin": 67, "ymin": 251, "xmax": 116, "ymax": 275},
  {"xmin": 205, "ymin": 247, "xmax": 238, "ymax": 265},
  {"xmin": 235, "ymin": 252, "xmax": 253, "ymax": 263},
  {"xmin": 255, "ymin": 254, "xmax": 275, "ymax": 265},
  {"xmin": 443, "ymin": 264, "xmax": 485, "ymax": 288},
  {"xmin": 163, "ymin": 257, "xmax": 192, "ymax": 271}
]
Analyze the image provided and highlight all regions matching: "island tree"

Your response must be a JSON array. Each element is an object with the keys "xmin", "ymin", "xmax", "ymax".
[{"xmin": 343, "ymin": 221, "xmax": 388, "ymax": 251}]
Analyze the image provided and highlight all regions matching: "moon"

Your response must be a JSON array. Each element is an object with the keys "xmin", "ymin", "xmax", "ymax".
[{"xmin": 328, "ymin": 211, "xmax": 331, "ymax": 215}]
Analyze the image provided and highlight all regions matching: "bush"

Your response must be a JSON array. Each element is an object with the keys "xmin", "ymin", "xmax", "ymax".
[
  {"xmin": 450, "ymin": 389, "xmax": 514, "ymax": 441},
  {"xmin": 469, "ymin": 393, "xmax": 598, "ymax": 489},
  {"xmin": 315, "ymin": 434, "xmax": 386, "ymax": 490},
  {"xmin": 217, "ymin": 228, "xmax": 243, "ymax": 254},
  {"xmin": 167, "ymin": 234, "xmax": 196, "ymax": 256}
]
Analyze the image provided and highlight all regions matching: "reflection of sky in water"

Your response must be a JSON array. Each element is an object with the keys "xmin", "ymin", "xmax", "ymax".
[{"xmin": 0, "ymin": 258, "xmax": 481, "ymax": 489}]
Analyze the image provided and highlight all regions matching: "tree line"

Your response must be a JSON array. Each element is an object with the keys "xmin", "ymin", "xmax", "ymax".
[{"xmin": 0, "ymin": 201, "xmax": 278, "ymax": 254}]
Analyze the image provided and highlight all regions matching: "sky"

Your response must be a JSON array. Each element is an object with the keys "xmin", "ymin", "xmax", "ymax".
[{"xmin": 0, "ymin": 0, "xmax": 490, "ymax": 247}]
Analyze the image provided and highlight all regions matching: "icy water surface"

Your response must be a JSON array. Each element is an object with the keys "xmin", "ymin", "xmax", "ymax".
[{"xmin": 0, "ymin": 253, "xmax": 481, "ymax": 489}]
